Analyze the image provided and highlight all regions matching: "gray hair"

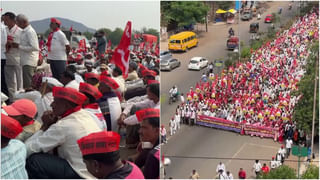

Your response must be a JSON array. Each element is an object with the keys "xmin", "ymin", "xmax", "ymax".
[{"xmin": 16, "ymin": 14, "xmax": 29, "ymax": 23}]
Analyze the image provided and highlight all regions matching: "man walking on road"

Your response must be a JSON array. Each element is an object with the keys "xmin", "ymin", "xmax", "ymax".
[
  {"xmin": 286, "ymin": 137, "xmax": 293, "ymax": 158},
  {"xmin": 169, "ymin": 117, "xmax": 176, "ymax": 136},
  {"xmin": 190, "ymin": 169, "xmax": 200, "ymax": 179},
  {"xmin": 278, "ymin": 145, "xmax": 286, "ymax": 164},
  {"xmin": 15, "ymin": 14, "xmax": 39, "ymax": 89},
  {"xmin": 270, "ymin": 156, "xmax": 277, "ymax": 169},
  {"xmin": 252, "ymin": 160, "xmax": 262, "ymax": 177},
  {"xmin": 216, "ymin": 162, "xmax": 226, "ymax": 173},
  {"xmin": 238, "ymin": 168, "xmax": 246, "ymax": 179}
]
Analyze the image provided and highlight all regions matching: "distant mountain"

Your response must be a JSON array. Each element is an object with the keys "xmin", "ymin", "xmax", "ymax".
[{"xmin": 30, "ymin": 17, "xmax": 96, "ymax": 34}]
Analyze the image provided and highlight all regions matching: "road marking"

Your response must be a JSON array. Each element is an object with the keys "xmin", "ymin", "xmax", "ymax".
[
  {"xmin": 225, "ymin": 142, "xmax": 247, "ymax": 167},
  {"xmin": 246, "ymin": 143, "xmax": 279, "ymax": 150}
]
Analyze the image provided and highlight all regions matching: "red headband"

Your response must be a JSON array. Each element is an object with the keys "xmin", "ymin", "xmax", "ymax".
[
  {"xmin": 52, "ymin": 87, "xmax": 87, "ymax": 105},
  {"xmin": 100, "ymin": 75, "xmax": 119, "ymax": 89},
  {"xmin": 136, "ymin": 108, "xmax": 160, "ymax": 122},
  {"xmin": 85, "ymin": 72, "xmax": 100, "ymax": 80},
  {"xmin": 77, "ymin": 131, "xmax": 120, "ymax": 155},
  {"xmin": 79, "ymin": 82, "xmax": 102, "ymax": 100},
  {"xmin": 1, "ymin": 113, "xmax": 23, "ymax": 139}
]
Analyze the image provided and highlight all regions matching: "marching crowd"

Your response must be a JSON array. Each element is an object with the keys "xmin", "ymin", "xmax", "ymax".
[
  {"xmin": 1, "ymin": 11, "xmax": 160, "ymax": 179},
  {"xmin": 170, "ymin": 7, "xmax": 318, "ymax": 142}
]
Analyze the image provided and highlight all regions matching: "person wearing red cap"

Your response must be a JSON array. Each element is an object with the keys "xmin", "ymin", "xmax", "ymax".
[
  {"xmin": 2, "ymin": 98, "xmax": 39, "ymax": 142},
  {"xmin": 24, "ymin": 87, "xmax": 101, "ymax": 179},
  {"xmin": 160, "ymin": 125, "xmax": 167, "ymax": 144},
  {"xmin": 1, "ymin": 113, "xmax": 28, "ymax": 179},
  {"xmin": 135, "ymin": 108, "xmax": 160, "ymax": 179},
  {"xmin": 97, "ymin": 75, "xmax": 122, "ymax": 131},
  {"xmin": 141, "ymin": 69, "xmax": 157, "ymax": 85},
  {"xmin": 80, "ymin": 82, "xmax": 107, "ymax": 130},
  {"xmin": 77, "ymin": 131, "xmax": 144, "ymax": 179},
  {"xmin": 47, "ymin": 17, "xmax": 70, "ymax": 80},
  {"xmin": 84, "ymin": 72, "xmax": 100, "ymax": 87},
  {"xmin": 278, "ymin": 145, "xmax": 286, "ymax": 164},
  {"xmin": 270, "ymin": 156, "xmax": 277, "ymax": 169}
]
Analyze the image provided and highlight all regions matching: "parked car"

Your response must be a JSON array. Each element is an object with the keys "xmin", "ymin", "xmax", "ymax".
[
  {"xmin": 160, "ymin": 58, "xmax": 181, "ymax": 71},
  {"xmin": 160, "ymin": 51, "xmax": 172, "ymax": 61},
  {"xmin": 188, "ymin": 57, "xmax": 208, "ymax": 70},
  {"xmin": 241, "ymin": 9, "xmax": 253, "ymax": 21},
  {"xmin": 265, "ymin": 14, "xmax": 273, "ymax": 23}
]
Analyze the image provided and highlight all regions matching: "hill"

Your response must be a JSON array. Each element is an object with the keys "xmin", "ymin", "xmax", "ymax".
[{"xmin": 30, "ymin": 17, "xmax": 96, "ymax": 34}]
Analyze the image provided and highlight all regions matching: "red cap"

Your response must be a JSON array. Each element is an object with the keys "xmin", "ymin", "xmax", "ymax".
[
  {"xmin": 1, "ymin": 113, "xmax": 23, "ymax": 139},
  {"xmin": 51, "ymin": 18, "xmax": 61, "ymax": 25},
  {"xmin": 84, "ymin": 72, "xmax": 100, "ymax": 81},
  {"xmin": 136, "ymin": 108, "xmax": 160, "ymax": 122},
  {"xmin": 141, "ymin": 69, "xmax": 157, "ymax": 77},
  {"xmin": 147, "ymin": 80, "xmax": 159, "ymax": 85},
  {"xmin": 77, "ymin": 131, "xmax": 120, "ymax": 156},
  {"xmin": 52, "ymin": 87, "xmax": 87, "ymax": 105},
  {"xmin": 79, "ymin": 82, "xmax": 102, "ymax": 100},
  {"xmin": 272, "ymin": 156, "xmax": 275, "ymax": 159},
  {"xmin": 3, "ymin": 99, "xmax": 37, "ymax": 118},
  {"xmin": 281, "ymin": 145, "xmax": 284, "ymax": 148},
  {"xmin": 100, "ymin": 75, "xmax": 119, "ymax": 89},
  {"xmin": 75, "ymin": 53, "xmax": 83, "ymax": 62}
]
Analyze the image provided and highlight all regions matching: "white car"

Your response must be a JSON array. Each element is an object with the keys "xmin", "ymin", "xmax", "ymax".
[{"xmin": 188, "ymin": 57, "xmax": 208, "ymax": 70}]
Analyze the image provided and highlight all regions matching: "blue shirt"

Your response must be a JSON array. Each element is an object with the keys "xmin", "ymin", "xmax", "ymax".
[{"xmin": 1, "ymin": 139, "xmax": 28, "ymax": 179}]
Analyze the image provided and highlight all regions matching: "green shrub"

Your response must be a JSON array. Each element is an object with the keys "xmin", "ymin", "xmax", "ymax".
[
  {"xmin": 301, "ymin": 165, "xmax": 319, "ymax": 179},
  {"xmin": 258, "ymin": 165, "xmax": 297, "ymax": 179}
]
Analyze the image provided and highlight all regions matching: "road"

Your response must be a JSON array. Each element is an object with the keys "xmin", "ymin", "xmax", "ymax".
[{"xmin": 160, "ymin": 1, "xmax": 298, "ymax": 178}]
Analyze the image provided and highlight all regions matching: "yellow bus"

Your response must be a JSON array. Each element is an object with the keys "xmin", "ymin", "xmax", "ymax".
[{"xmin": 168, "ymin": 31, "xmax": 198, "ymax": 52}]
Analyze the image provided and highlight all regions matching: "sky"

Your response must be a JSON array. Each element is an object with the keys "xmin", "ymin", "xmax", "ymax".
[{"xmin": 1, "ymin": 1, "xmax": 160, "ymax": 31}]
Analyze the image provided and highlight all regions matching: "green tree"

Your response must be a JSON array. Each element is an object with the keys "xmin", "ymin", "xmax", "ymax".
[
  {"xmin": 83, "ymin": 31, "xmax": 93, "ymax": 40},
  {"xmin": 108, "ymin": 28, "xmax": 124, "ymax": 47},
  {"xmin": 301, "ymin": 165, "xmax": 319, "ymax": 179},
  {"xmin": 161, "ymin": 1, "xmax": 209, "ymax": 28},
  {"xmin": 215, "ymin": 1, "xmax": 233, "ymax": 10},
  {"xmin": 292, "ymin": 41, "xmax": 319, "ymax": 135},
  {"xmin": 258, "ymin": 165, "xmax": 297, "ymax": 179},
  {"xmin": 97, "ymin": 28, "xmax": 112, "ymax": 37}
]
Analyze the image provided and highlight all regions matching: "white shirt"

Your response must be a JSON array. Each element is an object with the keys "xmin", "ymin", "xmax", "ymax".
[
  {"xmin": 84, "ymin": 107, "xmax": 107, "ymax": 130},
  {"xmin": 47, "ymin": 30, "xmax": 69, "ymax": 60},
  {"xmin": 270, "ymin": 160, "xmax": 277, "ymax": 168},
  {"xmin": 113, "ymin": 76, "xmax": 126, "ymax": 94},
  {"xmin": 286, "ymin": 139, "xmax": 293, "ymax": 149},
  {"xmin": 1, "ymin": 23, "xmax": 7, "ymax": 59},
  {"xmin": 34, "ymin": 92, "xmax": 54, "ymax": 124},
  {"xmin": 253, "ymin": 162, "xmax": 262, "ymax": 172},
  {"xmin": 19, "ymin": 25, "xmax": 39, "ymax": 67},
  {"xmin": 160, "ymin": 128, "xmax": 166, "ymax": 136},
  {"xmin": 226, "ymin": 173, "xmax": 233, "ymax": 179},
  {"xmin": 216, "ymin": 163, "xmax": 226, "ymax": 172},
  {"xmin": 25, "ymin": 109, "xmax": 101, "ymax": 179},
  {"xmin": 5, "ymin": 24, "xmax": 22, "ymax": 65},
  {"xmin": 65, "ymin": 80, "xmax": 79, "ymax": 90},
  {"xmin": 123, "ymin": 99, "xmax": 160, "ymax": 125}
]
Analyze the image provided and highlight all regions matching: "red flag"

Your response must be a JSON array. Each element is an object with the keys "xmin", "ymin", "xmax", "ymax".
[
  {"xmin": 139, "ymin": 42, "xmax": 145, "ymax": 51},
  {"xmin": 78, "ymin": 39, "xmax": 86, "ymax": 51},
  {"xmin": 110, "ymin": 21, "xmax": 132, "ymax": 79},
  {"xmin": 155, "ymin": 44, "xmax": 159, "ymax": 56},
  {"xmin": 69, "ymin": 26, "xmax": 73, "ymax": 32},
  {"xmin": 108, "ymin": 40, "xmax": 112, "ymax": 50}
]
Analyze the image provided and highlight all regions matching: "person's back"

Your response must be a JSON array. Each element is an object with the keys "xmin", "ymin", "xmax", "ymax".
[{"xmin": 1, "ymin": 139, "xmax": 28, "ymax": 179}]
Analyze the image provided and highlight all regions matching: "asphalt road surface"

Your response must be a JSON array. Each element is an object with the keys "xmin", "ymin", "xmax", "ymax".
[{"xmin": 160, "ymin": 1, "xmax": 299, "ymax": 178}]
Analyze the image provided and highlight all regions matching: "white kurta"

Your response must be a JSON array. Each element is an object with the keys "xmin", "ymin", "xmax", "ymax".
[
  {"xmin": 34, "ymin": 92, "xmax": 54, "ymax": 124},
  {"xmin": 25, "ymin": 109, "xmax": 101, "ymax": 179}
]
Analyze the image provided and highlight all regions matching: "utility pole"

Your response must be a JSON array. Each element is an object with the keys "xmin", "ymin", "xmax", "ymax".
[
  {"xmin": 311, "ymin": 53, "xmax": 318, "ymax": 159},
  {"xmin": 205, "ymin": 15, "xmax": 208, "ymax": 32}
]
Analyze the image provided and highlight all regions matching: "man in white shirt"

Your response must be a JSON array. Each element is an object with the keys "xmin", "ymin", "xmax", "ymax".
[
  {"xmin": 169, "ymin": 117, "xmax": 176, "ymax": 136},
  {"xmin": 270, "ymin": 156, "xmax": 277, "ymax": 169},
  {"xmin": 14, "ymin": 14, "xmax": 39, "ymax": 89},
  {"xmin": 286, "ymin": 138, "xmax": 293, "ymax": 158},
  {"xmin": 3, "ymin": 12, "xmax": 23, "ymax": 102},
  {"xmin": 25, "ymin": 87, "xmax": 101, "ymax": 179},
  {"xmin": 1, "ymin": 19, "xmax": 8, "ymax": 96},
  {"xmin": 252, "ymin": 160, "xmax": 262, "ymax": 177},
  {"xmin": 47, "ymin": 18, "xmax": 70, "ymax": 80},
  {"xmin": 216, "ymin": 162, "xmax": 226, "ymax": 173}
]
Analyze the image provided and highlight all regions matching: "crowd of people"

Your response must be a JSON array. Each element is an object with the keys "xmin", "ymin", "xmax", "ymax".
[
  {"xmin": 173, "ymin": 7, "xmax": 318, "ymax": 141},
  {"xmin": 1, "ymin": 12, "xmax": 160, "ymax": 179}
]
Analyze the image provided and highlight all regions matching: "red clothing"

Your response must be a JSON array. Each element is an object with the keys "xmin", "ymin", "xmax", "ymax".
[
  {"xmin": 238, "ymin": 170, "xmax": 246, "ymax": 179},
  {"xmin": 262, "ymin": 166, "xmax": 270, "ymax": 173}
]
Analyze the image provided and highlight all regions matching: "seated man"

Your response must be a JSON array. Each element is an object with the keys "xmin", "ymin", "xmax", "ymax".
[
  {"xmin": 135, "ymin": 108, "xmax": 160, "ymax": 179},
  {"xmin": 1, "ymin": 113, "xmax": 27, "ymax": 179},
  {"xmin": 2, "ymin": 99, "xmax": 39, "ymax": 142},
  {"xmin": 25, "ymin": 87, "xmax": 101, "ymax": 179},
  {"xmin": 77, "ymin": 131, "xmax": 144, "ymax": 179}
]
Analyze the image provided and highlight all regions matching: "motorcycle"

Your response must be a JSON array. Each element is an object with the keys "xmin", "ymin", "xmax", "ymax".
[
  {"xmin": 228, "ymin": 30, "xmax": 234, "ymax": 38},
  {"xmin": 169, "ymin": 93, "xmax": 178, "ymax": 104},
  {"xmin": 278, "ymin": 8, "xmax": 282, "ymax": 14}
]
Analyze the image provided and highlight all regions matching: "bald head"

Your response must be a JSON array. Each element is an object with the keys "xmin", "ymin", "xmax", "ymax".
[{"xmin": 16, "ymin": 14, "xmax": 29, "ymax": 29}]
